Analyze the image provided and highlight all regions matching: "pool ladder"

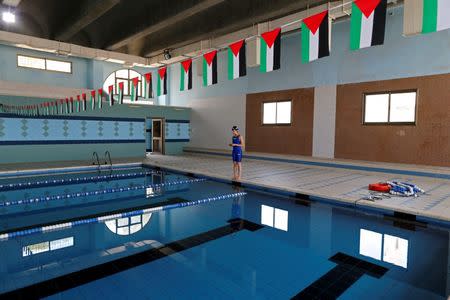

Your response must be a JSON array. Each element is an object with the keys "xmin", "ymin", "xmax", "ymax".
[
  {"xmin": 92, "ymin": 152, "xmax": 101, "ymax": 169},
  {"xmin": 104, "ymin": 151, "xmax": 112, "ymax": 169}
]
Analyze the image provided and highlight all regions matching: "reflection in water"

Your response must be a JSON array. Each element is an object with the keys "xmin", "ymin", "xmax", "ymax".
[
  {"xmin": 22, "ymin": 237, "xmax": 74, "ymax": 257},
  {"xmin": 105, "ymin": 213, "xmax": 152, "ymax": 236},
  {"xmin": 359, "ymin": 228, "xmax": 409, "ymax": 268},
  {"xmin": 261, "ymin": 205, "xmax": 288, "ymax": 231}
]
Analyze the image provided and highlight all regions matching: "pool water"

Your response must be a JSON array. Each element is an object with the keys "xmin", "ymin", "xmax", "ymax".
[{"xmin": 0, "ymin": 167, "xmax": 448, "ymax": 299}]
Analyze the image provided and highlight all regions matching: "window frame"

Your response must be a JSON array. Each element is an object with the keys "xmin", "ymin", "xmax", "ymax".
[
  {"xmin": 109, "ymin": 69, "xmax": 144, "ymax": 97},
  {"xmin": 17, "ymin": 54, "xmax": 72, "ymax": 74},
  {"xmin": 261, "ymin": 99, "xmax": 293, "ymax": 126},
  {"xmin": 362, "ymin": 90, "xmax": 418, "ymax": 126}
]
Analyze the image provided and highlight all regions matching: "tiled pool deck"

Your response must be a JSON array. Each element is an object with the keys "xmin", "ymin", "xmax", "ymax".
[{"xmin": 143, "ymin": 149, "xmax": 450, "ymax": 225}]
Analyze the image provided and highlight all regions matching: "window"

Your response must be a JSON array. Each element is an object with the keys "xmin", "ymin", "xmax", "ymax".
[
  {"xmin": 364, "ymin": 91, "xmax": 417, "ymax": 124},
  {"xmin": 103, "ymin": 69, "xmax": 149, "ymax": 101},
  {"xmin": 262, "ymin": 101, "xmax": 292, "ymax": 125},
  {"xmin": 22, "ymin": 237, "xmax": 74, "ymax": 257},
  {"xmin": 17, "ymin": 54, "xmax": 72, "ymax": 73},
  {"xmin": 359, "ymin": 229, "xmax": 408, "ymax": 268},
  {"xmin": 105, "ymin": 213, "xmax": 152, "ymax": 235},
  {"xmin": 261, "ymin": 205, "xmax": 288, "ymax": 231}
]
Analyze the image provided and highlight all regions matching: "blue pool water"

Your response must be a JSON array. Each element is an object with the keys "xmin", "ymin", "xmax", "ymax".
[{"xmin": 0, "ymin": 167, "xmax": 448, "ymax": 299}]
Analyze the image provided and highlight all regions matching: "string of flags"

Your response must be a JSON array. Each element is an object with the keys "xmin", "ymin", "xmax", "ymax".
[
  {"xmin": 0, "ymin": 73, "xmax": 153, "ymax": 116},
  {"xmin": 2, "ymin": 0, "xmax": 450, "ymax": 117}
]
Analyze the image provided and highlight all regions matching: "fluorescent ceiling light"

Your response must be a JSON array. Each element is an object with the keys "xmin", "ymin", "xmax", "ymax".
[
  {"xmin": 2, "ymin": 11, "xmax": 15, "ymax": 23},
  {"xmin": 3, "ymin": 0, "xmax": 21, "ymax": 7},
  {"xmin": 15, "ymin": 43, "xmax": 57, "ymax": 53},
  {"xmin": 105, "ymin": 58, "xmax": 125, "ymax": 64}
]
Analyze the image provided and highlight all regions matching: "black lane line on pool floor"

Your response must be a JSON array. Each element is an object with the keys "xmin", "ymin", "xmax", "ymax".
[
  {"xmin": 1, "ymin": 218, "xmax": 263, "ymax": 300},
  {"xmin": 291, "ymin": 252, "xmax": 388, "ymax": 300}
]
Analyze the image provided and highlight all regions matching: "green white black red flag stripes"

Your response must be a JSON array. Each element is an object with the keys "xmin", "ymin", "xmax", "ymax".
[
  {"xmin": 53, "ymin": 101, "xmax": 58, "ymax": 115},
  {"xmin": 302, "ymin": 11, "xmax": 330, "ymax": 63},
  {"xmin": 118, "ymin": 82, "xmax": 124, "ymax": 104},
  {"xmin": 69, "ymin": 97, "xmax": 74, "ymax": 113},
  {"xmin": 203, "ymin": 50, "xmax": 218, "ymax": 86},
  {"xmin": 417, "ymin": 0, "xmax": 450, "ymax": 33},
  {"xmin": 97, "ymin": 89, "xmax": 103, "ymax": 109},
  {"xmin": 59, "ymin": 99, "xmax": 64, "ymax": 114},
  {"xmin": 130, "ymin": 77, "xmax": 139, "ymax": 101},
  {"xmin": 228, "ymin": 40, "xmax": 246, "ymax": 80},
  {"xmin": 82, "ymin": 93, "xmax": 87, "ymax": 111},
  {"xmin": 108, "ymin": 85, "xmax": 115, "ymax": 106},
  {"xmin": 65, "ymin": 98, "xmax": 69, "ymax": 114},
  {"xmin": 76, "ymin": 95, "xmax": 81, "ymax": 112},
  {"xmin": 144, "ymin": 73, "xmax": 153, "ymax": 98},
  {"xmin": 90, "ymin": 91, "xmax": 96, "ymax": 110},
  {"xmin": 180, "ymin": 59, "xmax": 192, "ymax": 91},
  {"xmin": 260, "ymin": 28, "xmax": 281, "ymax": 73},
  {"xmin": 157, "ymin": 67, "xmax": 167, "ymax": 96},
  {"xmin": 350, "ymin": 0, "xmax": 387, "ymax": 50}
]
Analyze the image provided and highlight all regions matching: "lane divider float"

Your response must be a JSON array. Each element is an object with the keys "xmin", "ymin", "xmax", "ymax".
[
  {"xmin": 0, "ymin": 192, "xmax": 247, "ymax": 241},
  {"xmin": 0, "ymin": 171, "xmax": 161, "ymax": 191},
  {"xmin": 0, "ymin": 178, "xmax": 207, "ymax": 208}
]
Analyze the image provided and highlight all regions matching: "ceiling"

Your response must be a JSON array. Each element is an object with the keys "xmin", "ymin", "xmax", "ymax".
[{"xmin": 0, "ymin": 0, "xmax": 328, "ymax": 57}]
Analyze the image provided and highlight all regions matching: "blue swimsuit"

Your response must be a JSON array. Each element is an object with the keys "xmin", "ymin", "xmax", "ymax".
[{"xmin": 232, "ymin": 135, "xmax": 242, "ymax": 162}]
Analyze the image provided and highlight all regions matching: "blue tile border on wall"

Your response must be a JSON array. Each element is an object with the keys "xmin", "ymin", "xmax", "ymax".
[
  {"xmin": 166, "ymin": 139, "xmax": 190, "ymax": 143},
  {"xmin": 165, "ymin": 119, "xmax": 190, "ymax": 123},
  {"xmin": 0, "ymin": 113, "xmax": 144, "ymax": 122},
  {"xmin": 0, "ymin": 139, "xmax": 145, "ymax": 145},
  {"xmin": 183, "ymin": 149, "xmax": 450, "ymax": 180}
]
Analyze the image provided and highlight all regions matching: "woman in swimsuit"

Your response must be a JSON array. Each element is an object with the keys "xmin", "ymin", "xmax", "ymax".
[{"xmin": 229, "ymin": 125, "xmax": 245, "ymax": 180}]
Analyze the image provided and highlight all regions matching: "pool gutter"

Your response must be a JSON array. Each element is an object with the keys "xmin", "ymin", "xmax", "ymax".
[{"xmin": 142, "ymin": 161, "xmax": 450, "ymax": 229}]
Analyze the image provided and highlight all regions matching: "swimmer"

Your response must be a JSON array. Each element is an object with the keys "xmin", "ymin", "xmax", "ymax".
[{"xmin": 229, "ymin": 125, "xmax": 245, "ymax": 180}]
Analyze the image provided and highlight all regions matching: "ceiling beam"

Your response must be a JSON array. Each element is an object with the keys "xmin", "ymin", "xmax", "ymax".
[
  {"xmin": 55, "ymin": 0, "xmax": 120, "ymax": 41},
  {"xmin": 106, "ymin": 0, "xmax": 226, "ymax": 51},
  {"xmin": 144, "ymin": 0, "xmax": 328, "ymax": 57}
]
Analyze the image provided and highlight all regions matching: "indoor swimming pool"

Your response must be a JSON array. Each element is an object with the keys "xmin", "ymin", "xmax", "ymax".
[{"xmin": 0, "ymin": 166, "xmax": 448, "ymax": 299}]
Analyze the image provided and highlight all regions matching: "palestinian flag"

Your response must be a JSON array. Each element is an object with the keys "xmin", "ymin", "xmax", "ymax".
[
  {"xmin": 90, "ymin": 90, "xmax": 96, "ymax": 110},
  {"xmin": 180, "ymin": 59, "xmax": 192, "ymax": 91},
  {"xmin": 350, "ymin": 0, "xmax": 387, "ymax": 50},
  {"xmin": 144, "ymin": 73, "xmax": 153, "ymax": 98},
  {"xmin": 157, "ymin": 67, "xmax": 167, "ymax": 96},
  {"xmin": 108, "ymin": 85, "xmax": 115, "ymax": 106},
  {"xmin": 260, "ymin": 28, "xmax": 281, "ymax": 72},
  {"xmin": 228, "ymin": 40, "xmax": 246, "ymax": 80},
  {"xmin": 65, "ymin": 98, "xmax": 69, "ymax": 114},
  {"xmin": 82, "ymin": 93, "xmax": 87, "ymax": 111},
  {"xmin": 69, "ymin": 97, "xmax": 74, "ymax": 113},
  {"xmin": 53, "ymin": 101, "xmax": 58, "ymax": 115},
  {"xmin": 302, "ymin": 11, "xmax": 330, "ymax": 63},
  {"xmin": 59, "ymin": 99, "xmax": 64, "ymax": 114},
  {"xmin": 97, "ymin": 89, "xmax": 103, "ymax": 109},
  {"xmin": 202, "ymin": 50, "xmax": 218, "ymax": 86},
  {"xmin": 76, "ymin": 95, "xmax": 81, "ymax": 112},
  {"xmin": 118, "ymin": 82, "xmax": 124, "ymax": 104},
  {"xmin": 409, "ymin": 0, "xmax": 450, "ymax": 34},
  {"xmin": 130, "ymin": 77, "xmax": 139, "ymax": 101}
]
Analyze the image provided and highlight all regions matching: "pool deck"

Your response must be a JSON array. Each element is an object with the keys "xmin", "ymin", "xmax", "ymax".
[{"xmin": 143, "ymin": 149, "xmax": 450, "ymax": 225}]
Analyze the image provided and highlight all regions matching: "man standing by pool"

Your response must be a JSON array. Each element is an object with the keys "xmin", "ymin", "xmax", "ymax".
[{"xmin": 229, "ymin": 125, "xmax": 244, "ymax": 180}]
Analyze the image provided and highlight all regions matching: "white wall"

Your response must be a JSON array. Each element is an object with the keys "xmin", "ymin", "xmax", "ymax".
[
  {"xmin": 188, "ymin": 95, "xmax": 246, "ymax": 150},
  {"xmin": 313, "ymin": 85, "xmax": 336, "ymax": 159}
]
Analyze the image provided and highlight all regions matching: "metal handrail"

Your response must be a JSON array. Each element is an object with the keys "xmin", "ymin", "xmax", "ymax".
[
  {"xmin": 104, "ymin": 151, "xmax": 112, "ymax": 168},
  {"xmin": 92, "ymin": 152, "xmax": 100, "ymax": 168}
]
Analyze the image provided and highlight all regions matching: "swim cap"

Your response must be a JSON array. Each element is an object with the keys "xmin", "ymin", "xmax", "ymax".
[{"xmin": 232, "ymin": 126, "xmax": 239, "ymax": 131}]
